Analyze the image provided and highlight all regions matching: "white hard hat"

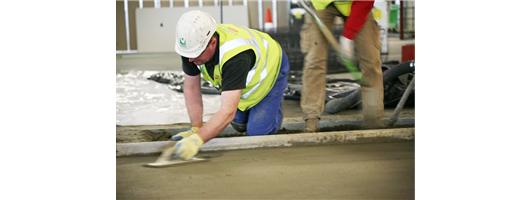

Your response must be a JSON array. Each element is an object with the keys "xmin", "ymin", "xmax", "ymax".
[{"xmin": 175, "ymin": 10, "xmax": 217, "ymax": 58}]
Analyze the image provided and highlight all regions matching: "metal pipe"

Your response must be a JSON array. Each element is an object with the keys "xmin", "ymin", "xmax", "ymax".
[
  {"xmin": 387, "ymin": 74, "xmax": 415, "ymax": 127},
  {"xmin": 399, "ymin": 0, "xmax": 404, "ymax": 39},
  {"xmin": 220, "ymin": 0, "xmax": 223, "ymax": 23},
  {"xmin": 272, "ymin": 0, "xmax": 277, "ymax": 29},
  {"xmin": 258, "ymin": 0, "xmax": 263, "ymax": 30},
  {"xmin": 124, "ymin": 0, "xmax": 131, "ymax": 51},
  {"xmin": 287, "ymin": 0, "xmax": 291, "ymax": 29}
]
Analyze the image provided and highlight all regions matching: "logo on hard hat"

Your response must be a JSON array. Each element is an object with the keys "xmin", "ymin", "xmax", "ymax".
[{"xmin": 179, "ymin": 38, "xmax": 186, "ymax": 47}]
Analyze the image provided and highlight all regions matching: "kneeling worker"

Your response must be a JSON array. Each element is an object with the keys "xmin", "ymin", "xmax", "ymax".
[{"xmin": 172, "ymin": 10, "xmax": 290, "ymax": 160}]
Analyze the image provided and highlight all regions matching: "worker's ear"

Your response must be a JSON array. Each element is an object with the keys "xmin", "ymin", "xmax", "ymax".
[{"xmin": 211, "ymin": 37, "xmax": 217, "ymax": 47}]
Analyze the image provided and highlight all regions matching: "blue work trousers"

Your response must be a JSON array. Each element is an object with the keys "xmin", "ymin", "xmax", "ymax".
[{"xmin": 232, "ymin": 50, "xmax": 289, "ymax": 136}]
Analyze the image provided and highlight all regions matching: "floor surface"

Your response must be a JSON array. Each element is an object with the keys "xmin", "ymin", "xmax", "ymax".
[{"xmin": 117, "ymin": 141, "xmax": 415, "ymax": 199}]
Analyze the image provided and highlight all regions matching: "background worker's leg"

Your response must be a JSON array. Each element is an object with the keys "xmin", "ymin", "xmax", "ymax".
[
  {"xmin": 354, "ymin": 12, "xmax": 384, "ymax": 128},
  {"xmin": 300, "ymin": 5, "xmax": 341, "ymax": 132}
]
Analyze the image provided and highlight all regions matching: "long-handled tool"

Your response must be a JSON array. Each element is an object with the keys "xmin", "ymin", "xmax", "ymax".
[
  {"xmin": 300, "ymin": 0, "xmax": 382, "ymax": 115},
  {"xmin": 143, "ymin": 143, "xmax": 209, "ymax": 168},
  {"xmin": 298, "ymin": 0, "xmax": 365, "ymax": 84}
]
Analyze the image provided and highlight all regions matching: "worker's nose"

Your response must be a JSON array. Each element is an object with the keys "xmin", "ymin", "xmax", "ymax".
[{"xmin": 188, "ymin": 57, "xmax": 195, "ymax": 62}]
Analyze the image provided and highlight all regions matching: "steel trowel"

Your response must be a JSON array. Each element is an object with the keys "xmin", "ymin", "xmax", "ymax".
[{"xmin": 143, "ymin": 146, "xmax": 208, "ymax": 168}]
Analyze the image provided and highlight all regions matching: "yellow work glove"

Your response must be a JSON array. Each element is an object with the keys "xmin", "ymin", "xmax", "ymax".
[
  {"xmin": 170, "ymin": 126, "xmax": 199, "ymax": 141},
  {"xmin": 173, "ymin": 133, "xmax": 204, "ymax": 160}
]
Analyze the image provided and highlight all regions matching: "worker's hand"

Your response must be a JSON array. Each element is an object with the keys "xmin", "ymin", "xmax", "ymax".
[
  {"xmin": 173, "ymin": 133, "xmax": 204, "ymax": 160},
  {"xmin": 171, "ymin": 126, "xmax": 200, "ymax": 141},
  {"xmin": 339, "ymin": 35, "xmax": 355, "ymax": 61}
]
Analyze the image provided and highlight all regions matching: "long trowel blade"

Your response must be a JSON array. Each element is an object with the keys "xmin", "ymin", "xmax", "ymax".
[{"xmin": 143, "ymin": 146, "xmax": 209, "ymax": 168}]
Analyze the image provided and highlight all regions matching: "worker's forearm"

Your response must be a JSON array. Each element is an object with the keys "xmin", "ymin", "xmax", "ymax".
[
  {"xmin": 195, "ymin": 107, "xmax": 236, "ymax": 143},
  {"xmin": 195, "ymin": 90, "xmax": 241, "ymax": 143},
  {"xmin": 183, "ymin": 76, "xmax": 204, "ymax": 127}
]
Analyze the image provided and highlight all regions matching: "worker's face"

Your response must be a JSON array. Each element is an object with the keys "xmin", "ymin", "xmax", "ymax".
[{"xmin": 188, "ymin": 38, "xmax": 215, "ymax": 66}]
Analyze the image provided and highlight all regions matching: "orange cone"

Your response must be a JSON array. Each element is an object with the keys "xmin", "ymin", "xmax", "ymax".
[{"xmin": 264, "ymin": 8, "xmax": 274, "ymax": 31}]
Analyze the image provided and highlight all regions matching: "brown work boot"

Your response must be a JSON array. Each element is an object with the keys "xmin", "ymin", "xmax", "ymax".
[
  {"xmin": 361, "ymin": 86, "xmax": 384, "ymax": 129},
  {"xmin": 303, "ymin": 118, "xmax": 320, "ymax": 133},
  {"xmin": 362, "ymin": 119, "xmax": 387, "ymax": 129}
]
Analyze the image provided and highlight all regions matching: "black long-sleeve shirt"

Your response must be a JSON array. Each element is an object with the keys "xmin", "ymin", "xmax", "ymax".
[{"xmin": 182, "ymin": 43, "xmax": 256, "ymax": 91}]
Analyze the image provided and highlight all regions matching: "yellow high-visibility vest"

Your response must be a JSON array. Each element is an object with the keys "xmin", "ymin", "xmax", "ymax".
[
  {"xmin": 198, "ymin": 24, "xmax": 283, "ymax": 111},
  {"xmin": 311, "ymin": 0, "xmax": 353, "ymax": 16}
]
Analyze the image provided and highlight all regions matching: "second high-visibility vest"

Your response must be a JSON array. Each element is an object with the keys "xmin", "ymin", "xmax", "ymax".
[{"xmin": 311, "ymin": 0, "xmax": 353, "ymax": 16}]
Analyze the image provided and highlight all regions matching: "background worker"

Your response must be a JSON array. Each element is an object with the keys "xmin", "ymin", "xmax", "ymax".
[
  {"xmin": 300, "ymin": 0, "xmax": 384, "ymax": 132},
  {"xmin": 172, "ymin": 10, "xmax": 290, "ymax": 160}
]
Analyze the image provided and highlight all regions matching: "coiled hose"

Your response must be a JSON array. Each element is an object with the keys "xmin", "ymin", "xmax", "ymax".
[{"xmin": 325, "ymin": 60, "xmax": 415, "ymax": 113}]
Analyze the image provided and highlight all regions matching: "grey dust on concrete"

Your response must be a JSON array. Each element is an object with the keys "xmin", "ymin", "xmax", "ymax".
[{"xmin": 117, "ymin": 141, "xmax": 415, "ymax": 199}]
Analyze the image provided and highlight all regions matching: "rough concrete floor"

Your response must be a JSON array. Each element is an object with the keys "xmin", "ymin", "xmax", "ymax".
[
  {"xmin": 116, "ymin": 98, "xmax": 415, "ymax": 143},
  {"xmin": 117, "ymin": 140, "xmax": 415, "ymax": 199}
]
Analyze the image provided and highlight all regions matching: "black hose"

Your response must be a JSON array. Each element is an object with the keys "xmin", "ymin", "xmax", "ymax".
[
  {"xmin": 383, "ymin": 60, "xmax": 415, "ymax": 84},
  {"xmin": 324, "ymin": 88, "xmax": 362, "ymax": 113},
  {"xmin": 324, "ymin": 60, "xmax": 415, "ymax": 113}
]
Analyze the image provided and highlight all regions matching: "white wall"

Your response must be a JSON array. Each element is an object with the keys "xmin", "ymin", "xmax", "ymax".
[
  {"xmin": 386, "ymin": 37, "xmax": 415, "ymax": 63},
  {"xmin": 136, "ymin": 6, "xmax": 249, "ymax": 53}
]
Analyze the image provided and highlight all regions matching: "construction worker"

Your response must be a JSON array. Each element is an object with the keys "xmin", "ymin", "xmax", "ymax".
[
  {"xmin": 300, "ymin": 0, "xmax": 384, "ymax": 132},
  {"xmin": 172, "ymin": 10, "xmax": 289, "ymax": 160}
]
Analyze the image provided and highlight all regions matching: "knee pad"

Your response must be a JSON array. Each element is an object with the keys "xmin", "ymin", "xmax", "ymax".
[{"xmin": 230, "ymin": 121, "xmax": 247, "ymax": 133}]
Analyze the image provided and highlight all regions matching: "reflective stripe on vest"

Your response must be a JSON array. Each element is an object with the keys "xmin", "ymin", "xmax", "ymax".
[
  {"xmin": 197, "ymin": 24, "xmax": 282, "ymax": 111},
  {"xmin": 227, "ymin": 26, "xmax": 270, "ymax": 99}
]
